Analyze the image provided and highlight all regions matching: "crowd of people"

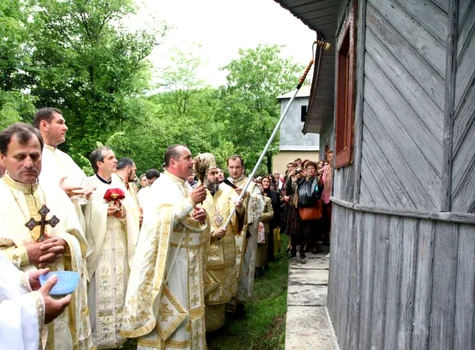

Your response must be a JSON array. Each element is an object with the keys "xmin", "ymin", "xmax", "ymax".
[
  {"xmin": 249, "ymin": 155, "xmax": 333, "ymax": 263},
  {"xmin": 0, "ymin": 107, "xmax": 333, "ymax": 350}
]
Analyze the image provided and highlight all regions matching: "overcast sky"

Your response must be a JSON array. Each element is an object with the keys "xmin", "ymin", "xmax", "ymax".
[{"xmin": 136, "ymin": 0, "xmax": 316, "ymax": 87}]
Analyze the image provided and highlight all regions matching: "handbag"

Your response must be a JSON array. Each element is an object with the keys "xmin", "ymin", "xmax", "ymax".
[{"xmin": 299, "ymin": 199, "xmax": 323, "ymax": 221}]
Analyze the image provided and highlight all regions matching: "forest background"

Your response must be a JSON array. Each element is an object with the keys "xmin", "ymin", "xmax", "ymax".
[{"xmin": 0, "ymin": 0, "xmax": 308, "ymax": 175}]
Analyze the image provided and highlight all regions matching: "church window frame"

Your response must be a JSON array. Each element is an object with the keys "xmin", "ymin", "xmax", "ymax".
[{"xmin": 334, "ymin": 1, "xmax": 357, "ymax": 168}]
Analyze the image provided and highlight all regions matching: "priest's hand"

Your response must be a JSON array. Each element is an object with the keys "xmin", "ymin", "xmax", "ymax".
[
  {"xmin": 213, "ymin": 227, "xmax": 227, "ymax": 240},
  {"xmin": 59, "ymin": 177, "xmax": 83, "ymax": 198},
  {"xmin": 107, "ymin": 203, "xmax": 120, "ymax": 216},
  {"xmin": 191, "ymin": 185, "xmax": 207, "ymax": 204},
  {"xmin": 39, "ymin": 274, "xmax": 72, "ymax": 324},
  {"xmin": 37, "ymin": 236, "xmax": 67, "ymax": 268},
  {"xmin": 25, "ymin": 241, "xmax": 52, "ymax": 268},
  {"xmin": 28, "ymin": 268, "xmax": 50, "ymax": 291},
  {"xmin": 234, "ymin": 188, "xmax": 249, "ymax": 199},
  {"xmin": 192, "ymin": 207, "xmax": 207, "ymax": 222}
]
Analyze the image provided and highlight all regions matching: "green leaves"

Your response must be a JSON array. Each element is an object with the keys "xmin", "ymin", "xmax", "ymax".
[{"xmin": 1, "ymin": 3, "xmax": 304, "ymax": 177}]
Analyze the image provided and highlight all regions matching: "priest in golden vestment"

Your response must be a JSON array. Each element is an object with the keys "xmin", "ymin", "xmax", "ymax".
[
  {"xmin": 201, "ymin": 158, "xmax": 244, "ymax": 332},
  {"xmin": 225, "ymin": 155, "xmax": 264, "ymax": 312},
  {"xmin": 85, "ymin": 147, "xmax": 139, "ymax": 349},
  {"xmin": 0, "ymin": 123, "xmax": 93, "ymax": 349},
  {"xmin": 121, "ymin": 145, "xmax": 209, "ymax": 350}
]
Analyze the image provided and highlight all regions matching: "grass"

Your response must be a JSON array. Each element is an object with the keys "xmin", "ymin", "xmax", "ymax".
[
  {"xmin": 207, "ymin": 234, "xmax": 289, "ymax": 350},
  {"xmin": 123, "ymin": 234, "xmax": 290, "ymax": 350}
]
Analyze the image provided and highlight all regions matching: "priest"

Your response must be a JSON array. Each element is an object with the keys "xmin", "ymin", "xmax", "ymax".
[
  {"xmin": 33, "ymin": 108, "xmax": 92, "ymax": 232},
  {"xmin": 85, "ymin": 147, "xmax": 139, "ymax": 348},
  {"xmin": 0, "ymin": 122, "xmax": 93, "ymax": 349},
  {"xmin": 225, "ymin": 155, "xmax": 264, "ymax": 313},
  {"xmin": 115, "ymin": 157, "xmax": 142, "ymax": 227},
  {"xmin": 200, "ymin": 155, "xmax": 244, "ymax": 332},
  {"xmin": 121, "ymin": 144, "xmax": 208, "ymax": 350}
]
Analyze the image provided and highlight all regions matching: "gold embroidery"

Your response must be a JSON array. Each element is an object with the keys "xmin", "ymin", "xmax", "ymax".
[{"xmin": 159, "ymin": 303, "xmax": 174, "ymax": 322}]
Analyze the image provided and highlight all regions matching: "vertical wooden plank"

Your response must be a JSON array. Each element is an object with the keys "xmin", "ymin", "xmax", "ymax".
[
  {"xmin": 344, "ymin": 209, "xmax": 358, "ymax": 349},
  {"xmin": 429, "ymin": 222, "xmax": 458, "ymax": 349},
  {"xmin": 454, "ymin": 224, "xmax": 475, "ymax": 349},
  {"xmin": 338, "ymin": 207, "xmax": 351, "ymax": 345},
  {"xmin": 370, "ymin": 214, "xmax": 389, "ymax": 349},
  {"xmin": 352, "ymin": 0, "xmax": 367, "ymax": 203},
  {"xmin": 412, "ymin": 220, "xmax": 435, "ymax": 350},
  {"xmin": 358, "ymin": 212, "xmax": 375, "ymax": 349},
  {"xmin": 327, "ymin": 204, "xmax": 342, "ymax": 329},
  {"xmin": 349, "ymin": 211, "xmax": 363, "ymax": 350},
  {"xmin": 383, "ymin": 216, "xmax": 403, "ymax": 349},
  {"xmin": 441, "ymin": 0, "xmax": 458, "ymax": 211},
  {"xmin": 397, "ymin": 218, "xmax": 418, "ymax": 350},
  {"xmin": 343, "ymin": 165, "xmax": 355, "ymax": 203}
]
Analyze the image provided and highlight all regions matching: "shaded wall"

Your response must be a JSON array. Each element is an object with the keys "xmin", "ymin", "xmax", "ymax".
[{"xmin": 328, "ymin": 1, "xmax": 475, "ymax": 349}]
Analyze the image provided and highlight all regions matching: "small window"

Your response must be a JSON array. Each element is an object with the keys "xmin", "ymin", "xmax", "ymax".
[
  {"xmin": 335, "ymin": 2, "xmax": 357, "ymax": 168},
  {"xmin": 301, "ymin": 105, "xmax": 307, "ymax": 122}
]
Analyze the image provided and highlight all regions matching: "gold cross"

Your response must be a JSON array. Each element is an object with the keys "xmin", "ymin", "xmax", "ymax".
[
  {"xmin": 159, "ymin": 302, "xmax": 174, "ymax": 323},
  {"xmin": 25, "ymin": 205, "xmax": 60, "ymax": 242}
]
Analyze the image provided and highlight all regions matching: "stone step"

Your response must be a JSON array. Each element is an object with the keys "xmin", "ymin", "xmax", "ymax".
[
  {"xmin": 288, "ymin": 284, "xmax": 328, "ymax": 306},
  {"xmin": 288, "ymin": 268, "xmax": 328, "ymax": 285},
  {"xmin": 285, "ymin": 306, "xmax": 337, "ymax": 350}
]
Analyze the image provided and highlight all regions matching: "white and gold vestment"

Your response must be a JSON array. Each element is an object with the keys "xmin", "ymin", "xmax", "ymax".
[
  {"xmin": 85, "ymin": 174, "xmax": 139, "ymax": 348},
  {"xmin": 0, "ymin": 174, "xmax": 93, "ymax": 350},
  {"xmin": 121, "ymin": 171, "xmax": 209, "ymax": 350},
  {"xmin": 225, "ymin": 176, "xmax": 264, "ymax": 310},
  {"xmin": 201, "ymin": 185, "xmax": 243, "ymax": 331}
]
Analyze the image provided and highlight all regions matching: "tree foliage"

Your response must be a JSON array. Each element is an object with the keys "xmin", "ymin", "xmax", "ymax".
[
  {"xmin": 0, "ymin": 0, "xmax": 37, "ymax": 126},
  {"xmin": 218, "ymin": 44, "xmax": 304, "ymax": 173},
  {"xmin": 24, "ymin": 0, "xmax": 166, "ymax": 163},
  {"xmin": 0, "ymin": 2, "xmax": 306, "ymax": 177}
]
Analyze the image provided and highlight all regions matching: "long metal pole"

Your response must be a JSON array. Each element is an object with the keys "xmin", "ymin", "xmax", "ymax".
[{"xmin": 222, "ymin": 59, "xmax": 315, "ymax": 229}]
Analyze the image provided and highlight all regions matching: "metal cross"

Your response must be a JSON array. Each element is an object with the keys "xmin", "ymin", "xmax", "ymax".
[{"xmin": 25, "ymin": 205, "xmax": 60, "ymax": 242}]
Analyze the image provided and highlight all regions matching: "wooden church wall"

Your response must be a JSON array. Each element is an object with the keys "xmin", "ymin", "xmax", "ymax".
[
  {"xmin": 358, "ymin": 0, "xmax": 446, "ymax": 211},
  {"xmin": 327, "ymin": 1, "xmax": 475, "ymax": 349},
  {"xmin": 328, "ymin": 204, "xmax": 475, "ymax": 350}
]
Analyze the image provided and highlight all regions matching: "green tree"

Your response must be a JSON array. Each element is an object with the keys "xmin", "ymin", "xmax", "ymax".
[
  {"xmin": 219, "ymin": 44, "xmax": 303, "ymax": 174},
  {"xmin": 25, "ymin": 0, "xmax": 166, "ymax": 162},
  {"xmin": 0, "ymin": 0, "xmax": 37, "ymax": 126}
]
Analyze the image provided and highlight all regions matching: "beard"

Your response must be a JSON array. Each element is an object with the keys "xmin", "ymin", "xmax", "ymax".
[{"xmin": 206, "ymin": 179, "xmax": 219, "ymax": 193}]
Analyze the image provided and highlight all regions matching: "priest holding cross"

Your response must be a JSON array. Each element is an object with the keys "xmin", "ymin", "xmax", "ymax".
[{"xmin": 0, "ymin": 122, "xmax": 93, "ymax": 349}]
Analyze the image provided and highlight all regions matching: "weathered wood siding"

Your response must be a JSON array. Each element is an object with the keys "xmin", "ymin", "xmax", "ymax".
[
  {"xmin": 327, "ymin": 1, "xmax": 475, "ymax": 349},
  {"xmin": 327, "ymin": 203, "xmax": 475, "ymax": 350},
  {"xmin": 333, "ymin": 163, "xmax": 356, "ymax": 202},
  {"xmin": 451, "ymin": 0, "xmax": 475, "ymax": 213},
  {"xmin": 357, "ymin": 0, "xmax": 447, "ymax": 211}
]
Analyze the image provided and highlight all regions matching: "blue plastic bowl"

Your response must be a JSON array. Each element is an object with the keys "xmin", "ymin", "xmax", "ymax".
[{"xmin": 39, "ymin": 271, "xmax": 80, "ymax": 296}]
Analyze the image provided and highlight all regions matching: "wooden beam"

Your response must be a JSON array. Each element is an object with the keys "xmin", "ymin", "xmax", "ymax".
[
  {"xmin": 353, "ymin": 0, "xmax": 367, "ymax": 203},
  {"xmin": 331, "ymin": 196, "xmax": 475, "ymax": 225}
]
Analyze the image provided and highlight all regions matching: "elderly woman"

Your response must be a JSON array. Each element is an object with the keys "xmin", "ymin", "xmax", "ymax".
[
  {"xmin": 285, "ymin": 164, "xmax": 305, "ymax": 258},
  {"xmin": 296, "ymin": 161, "xmax": 322, "ymax": 259},
  {"xmin": 261, "ymin": 176, "xmax": 281, "ymax": 261}
]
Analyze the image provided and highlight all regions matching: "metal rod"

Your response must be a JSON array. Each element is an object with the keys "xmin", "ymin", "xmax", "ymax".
[{"xmin": 222, "ymin": 59, "xmax": 315, "ymax": 228}]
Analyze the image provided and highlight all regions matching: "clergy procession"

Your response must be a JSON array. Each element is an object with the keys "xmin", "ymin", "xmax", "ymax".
[{"xmin": 0, "ymin": 108, "xmax": 270, "ymax": 350}]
